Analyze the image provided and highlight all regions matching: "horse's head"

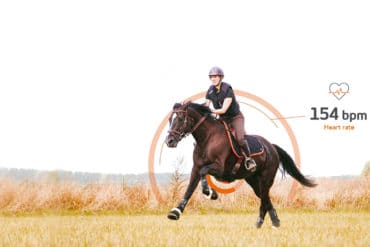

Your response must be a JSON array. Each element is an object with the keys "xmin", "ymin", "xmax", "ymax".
[{"xmin": 165, "ymin": 102, "xmax": 195, "ymax": 148}]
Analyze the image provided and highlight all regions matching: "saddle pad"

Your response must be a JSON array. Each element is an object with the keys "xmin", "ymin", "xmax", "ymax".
[
  {"xmin": 246, "ymin": 135, "xmax": 264, "ymax": 155},
  {"xmin": 231, "ymin": 135, "xmax": 264, "ymax": 157}
]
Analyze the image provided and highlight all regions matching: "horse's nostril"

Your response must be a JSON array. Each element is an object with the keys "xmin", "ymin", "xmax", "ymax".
[{"xmin": 166, "ymin": 137, "xmax": 174, "ymax": 146}]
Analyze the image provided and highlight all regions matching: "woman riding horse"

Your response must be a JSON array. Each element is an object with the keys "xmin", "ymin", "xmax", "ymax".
[{"xmin": 205, "ymin": 66, "xmax": 256, "ymax": 172}]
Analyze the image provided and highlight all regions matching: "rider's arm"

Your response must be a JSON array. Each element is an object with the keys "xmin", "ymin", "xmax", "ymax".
[{"xmin": 212, "ymin": 97, "xmax": 232, "ymax": 115}]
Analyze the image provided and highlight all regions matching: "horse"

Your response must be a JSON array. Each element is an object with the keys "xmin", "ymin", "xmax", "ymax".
[{"xmin": 165, "ymin": 102, "xmax": 316, "ymax": 228}]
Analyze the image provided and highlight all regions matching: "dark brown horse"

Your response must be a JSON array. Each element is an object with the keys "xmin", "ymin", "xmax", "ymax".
[{"xmin": 165, "ymin": 102, "xmax": 316, "ymax": 228}]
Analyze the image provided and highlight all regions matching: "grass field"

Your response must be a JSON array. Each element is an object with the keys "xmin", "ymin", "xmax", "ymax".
[
  {"xmin": 0, "ymin": 176, "xmax": 369, "ymax": 246},
  {"xmin": 0, "ymin": 210, "xmax": 368, "ymax": 246}
]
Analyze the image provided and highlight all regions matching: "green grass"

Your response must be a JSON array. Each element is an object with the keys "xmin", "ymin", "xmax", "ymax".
[{"xmin": 0, "ymin": 210, "xmax": 368, "ymax": 246}]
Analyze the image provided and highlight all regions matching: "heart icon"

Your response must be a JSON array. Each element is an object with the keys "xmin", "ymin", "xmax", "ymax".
[{"xmin": 329, "ymin": 82, "xmax": 349, "ymax": 100}]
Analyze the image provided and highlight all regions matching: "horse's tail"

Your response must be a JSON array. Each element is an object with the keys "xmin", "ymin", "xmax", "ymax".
[{"xmin": 273, "ymin": 144, "xmax": 317, "ymax": 187}]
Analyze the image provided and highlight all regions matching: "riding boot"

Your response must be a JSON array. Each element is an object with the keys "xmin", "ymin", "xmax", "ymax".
[{"xmin": 240, "ymin": 140, "xmax": 257, "ymax": 172}]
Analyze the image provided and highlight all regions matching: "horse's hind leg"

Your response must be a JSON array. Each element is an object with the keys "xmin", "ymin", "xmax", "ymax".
[
  {"xmin": 259, "ymin": 178, "xmax": 280, "ymax": 228},
  {"xmin": 245, "ymin": 176, "xmax": 265, "ymax": 228},
  {"xmin": 260, "ymin": 181, "xmax": 280, "ymax": 228},
  {"xmin": 245, "ymin": 176, "xmax": 280, "ymax": 228}
]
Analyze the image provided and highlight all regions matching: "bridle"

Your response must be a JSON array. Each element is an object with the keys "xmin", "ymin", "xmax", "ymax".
[{"xmin": 168, "ymin": 107, "xmax": 207, "ymax": 142}]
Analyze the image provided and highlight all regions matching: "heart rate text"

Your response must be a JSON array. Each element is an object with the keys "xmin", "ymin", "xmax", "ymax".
[{"xmin": 310, "ymin": 107, "xmax": 367, "ymax": 122}]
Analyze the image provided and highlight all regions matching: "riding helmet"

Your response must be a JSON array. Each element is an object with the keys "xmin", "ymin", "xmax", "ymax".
[{"xmin": 208, "ymin": 66, "xmax": 224, "ymax": 76}]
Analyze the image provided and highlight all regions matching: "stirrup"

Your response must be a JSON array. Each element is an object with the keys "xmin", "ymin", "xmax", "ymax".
[{"xmin": 245, "ymin": 157, "xmax": 256, "ymax": 172}]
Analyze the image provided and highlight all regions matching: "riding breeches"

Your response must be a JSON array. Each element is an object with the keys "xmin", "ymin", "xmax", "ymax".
[{"xmin": 225, "ymin": 112, "xmax": 246, "ymax": 147}]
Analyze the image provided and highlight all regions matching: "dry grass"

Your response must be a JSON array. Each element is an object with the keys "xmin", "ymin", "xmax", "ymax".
[
  {"xmin": 0, "ymin": 177, "xmax": 369, "ymax": 246},
  {"xmin": 0, "ymin": 176, "xmax": 369, "ymax": 214},
  {"xmin": 0, "ymin": 211, "xmax": 368, "ymax": 246},
  {"xmin": 0, "ymin": 179, "xmax": 150, "ymax": 214}
]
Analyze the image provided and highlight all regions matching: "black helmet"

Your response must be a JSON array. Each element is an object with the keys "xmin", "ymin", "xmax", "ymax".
[{"xmin": 208, "ymin": 66, "xmax": 224, "ymax": 76}]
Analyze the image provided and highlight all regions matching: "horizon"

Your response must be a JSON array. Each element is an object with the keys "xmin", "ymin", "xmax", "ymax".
[{"xmin": 0, "ymin": 166, "xmax": 363, "ymax": 178}]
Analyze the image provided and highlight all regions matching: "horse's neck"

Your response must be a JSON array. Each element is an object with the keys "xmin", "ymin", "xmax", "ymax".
[{"xmin": 191, "ymin": 118, "xmax": 219, "ymax": 146}]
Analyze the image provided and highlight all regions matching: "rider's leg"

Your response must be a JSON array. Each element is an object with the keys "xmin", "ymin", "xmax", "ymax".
[{"xmin": 231, "ymin": 113, "xmax": 257, "ymax": 172}]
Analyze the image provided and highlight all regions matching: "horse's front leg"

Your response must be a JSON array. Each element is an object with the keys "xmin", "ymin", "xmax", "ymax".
[
  {"xmin": 167, "ymin": 166, "xmax": 200, "ymax": 220},
  {"xmin": 200, "ymin": 165, "xmax": 219, "ymax": 200}
]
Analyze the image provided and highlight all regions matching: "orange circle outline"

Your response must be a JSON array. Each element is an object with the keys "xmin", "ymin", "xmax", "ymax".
[{"xmin": 148, "ymin": 90, "xmax": 299, "ymax": 203}]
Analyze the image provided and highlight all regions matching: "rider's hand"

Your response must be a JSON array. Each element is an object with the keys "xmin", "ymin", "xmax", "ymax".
[{"xmin": 211, "ymin": 110, "xmax": 219, "ymax": 119}]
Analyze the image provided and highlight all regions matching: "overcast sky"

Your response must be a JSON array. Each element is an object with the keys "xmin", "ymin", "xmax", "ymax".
[{"xmin": 1, "ymin": 0, "xmax": 369, "ymax": 177}]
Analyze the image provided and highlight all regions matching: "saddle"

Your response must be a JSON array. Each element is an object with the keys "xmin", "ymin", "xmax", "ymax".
[
  {"xmin": 233, "ymin": 135, "xmax": 264, "ymax": 157},
  {"xmin": 220, "ymin": 120, "xmax": 264, "ymax": 173}
]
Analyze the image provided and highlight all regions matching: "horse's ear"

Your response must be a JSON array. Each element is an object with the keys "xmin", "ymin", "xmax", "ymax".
[{"xmin": 173, "ymin": 103, "xmax": 182, "ymax": 110}]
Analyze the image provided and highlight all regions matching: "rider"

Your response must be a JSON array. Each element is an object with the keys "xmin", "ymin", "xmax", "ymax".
[{"xmin": 204, "ymin": 66, "xmax": 257, "ymax": 172}]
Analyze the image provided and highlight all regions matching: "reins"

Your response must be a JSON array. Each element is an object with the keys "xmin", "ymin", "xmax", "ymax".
[{"xmin": 189, "ymin": 115, "xmax": 207, "ymax": 133}]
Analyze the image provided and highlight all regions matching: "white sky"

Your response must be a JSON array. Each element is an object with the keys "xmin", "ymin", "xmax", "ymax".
[{"xmin": 0, "ymin": 0, "xmax": 369, "ymax": 177}]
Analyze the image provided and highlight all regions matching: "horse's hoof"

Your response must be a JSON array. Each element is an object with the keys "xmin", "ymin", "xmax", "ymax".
[
  {"xmin": 167, "ymin": 208, "xmax": 181, "ymax": 220},
  {"xmin": 210, "ymin": 189, "xmax": 218, "ymax": 200},
  {"xmin": 202, "ymin": 188, "xmax": 210, "ymax": 197},
  {"xmin": 272, "ymin": 220, "xmax": 280, "ymax": 228},
  {"xmin": 256, "ymin": 217, "xmax": 264, "ymax": 228},
  {"xmin": 202, "ymin": 187, "xmax": 212, "ymax": 199},
  {"xmin": 268, "ymin": 209, "xmax": 280, "ymax": 228},
  {"xmin": 203, "ymin": 188, "xmax": 218, "ymax": 200}
]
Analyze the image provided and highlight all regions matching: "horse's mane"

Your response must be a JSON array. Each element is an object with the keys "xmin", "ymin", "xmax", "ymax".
[
  {"xmin": 173, "ymin": 102, "xmax": 213, "ymax": 118},
  {"xmin": 188, "ymin": 102, "xmax": 213, "ymax": 116}
]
